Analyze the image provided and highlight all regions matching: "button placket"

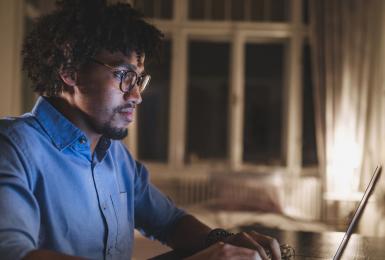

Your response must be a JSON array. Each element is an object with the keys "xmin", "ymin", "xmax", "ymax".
[
  {"xmin": 102, "ymin": 202, "xmax": 108, "ymax": 211},
  {"xmin": 107, "ymin": 245, "xmax": 113, "ymax": 255},
  {"xmin": 92, "ymin": 164, "xmax": 118, "ymax": 259}
]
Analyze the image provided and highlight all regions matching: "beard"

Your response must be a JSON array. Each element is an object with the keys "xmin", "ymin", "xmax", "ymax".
[
  {"xmin": 100, "ymin": 123, "xmax": 128, "ymax": 140},
  {"xmin": 98, "ymin": 105, "xmax": 132, "ymax": 140},
  {"xmin": 83, "ymin": 103, "xmax": 133, "ymax": 140},
  {"xmin": 85, "ymin": 111, "xmax": 129, "ymax": 140}
]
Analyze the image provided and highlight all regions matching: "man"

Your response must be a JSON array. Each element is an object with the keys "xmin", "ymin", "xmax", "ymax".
[{"xmin": 0, "ymin": 1, "xmax": 281, "ymax": 259}]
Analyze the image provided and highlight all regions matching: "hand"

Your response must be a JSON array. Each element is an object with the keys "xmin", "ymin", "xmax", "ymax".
[
  {"xmin": 185, "ymin": 241, "xmax": 263, "ymax": 260},
  {"xmin": 223, "ymin": 231, "xmax": 281, "ymax": 260}
]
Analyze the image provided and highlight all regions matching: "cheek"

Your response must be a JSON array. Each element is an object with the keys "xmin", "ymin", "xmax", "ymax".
[
  {"xmin": 76, "ymin": 74, "xmax": 123, "ymax": 116},
  {"xmin": 75, "ymin": 87, "xmax": 110, "ymax": 116},
  {"xmin": 89, "ymin": 90, "xmax": 123, "ymax": 118}
]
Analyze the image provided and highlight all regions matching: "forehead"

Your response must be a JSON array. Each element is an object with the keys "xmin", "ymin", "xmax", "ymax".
[{"xmin": 95, "ymin": 50, "xmax": 145, "ymax": 70}]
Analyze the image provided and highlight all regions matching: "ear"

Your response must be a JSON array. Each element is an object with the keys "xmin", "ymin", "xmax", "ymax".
[{"xmin": 58, "ymin": 67, "xmax": 78, "ymax": 87}]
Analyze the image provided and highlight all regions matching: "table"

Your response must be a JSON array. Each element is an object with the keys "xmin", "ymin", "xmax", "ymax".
[
  {"xmin": 235, "ymin": 225, "xmax": 385, "ymax": 259},
  {"xmin": 152, "ymin": 225, "xmax": 385, "ymax": 259}
]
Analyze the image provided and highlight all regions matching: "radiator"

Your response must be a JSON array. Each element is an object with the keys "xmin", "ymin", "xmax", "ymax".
[
  {"xmin": 153, "ymin": 174, "xmax": 322, "ymax": 221},
  {"xmin": 153, "ymin": 174, "xmax": 212, "ymax": 205},
  {"xmin": 283, "ymin": 177, "xmax": 322, "ymax": 220}
]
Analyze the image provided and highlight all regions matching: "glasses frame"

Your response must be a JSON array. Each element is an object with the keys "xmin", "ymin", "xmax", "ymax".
[{"xmin": 90, "ymin": 58, "xmax": 150, "ymax": 94}]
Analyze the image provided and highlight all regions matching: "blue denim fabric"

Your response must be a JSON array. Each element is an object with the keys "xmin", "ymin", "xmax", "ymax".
[{"xmin": 0, "ymin": 97, "xmax": 185, "ymax": 260}]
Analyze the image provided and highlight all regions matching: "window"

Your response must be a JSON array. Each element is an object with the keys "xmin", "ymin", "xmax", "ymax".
[
  {"xmin": 188, "ymin": 0, "xmax": 290, "ymax": 21},
  {"xmin": 129, "ymin": 0, "xmax": 316, "ymax": 175},
  {"xmin": 302, "ymin": 43, "xmax": 318, "ymax": 166},
  {"xmin": 186, "ymin": 41, "xmax": 230, "ymax": 163},
  {"xmin": 23, "ymin": 0, "xmax": 316, "ymax": 175},
  {"xmin": 243, "ymin": 43, "xmax": 285, "ymax": 165},
  {"xmin": 137, "ymin": 40, "xmax": 172, "ymax": 162},
  {"xmin": 134, "ymin": 0, "xmax": 173, "ymax": 19}
]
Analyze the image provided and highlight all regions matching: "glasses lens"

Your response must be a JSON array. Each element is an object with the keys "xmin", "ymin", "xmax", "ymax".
[
  {"xmin": 139, "ymin": 75, "xmax": 151, "ymax": 93},
  {"xmin": 120, "ymin": 71, "xmax": 137, "ymax": 92}
]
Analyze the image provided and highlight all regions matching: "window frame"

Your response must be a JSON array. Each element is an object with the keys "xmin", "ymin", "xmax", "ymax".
[
  {"xmin": 125, "ymin": 0, "xmax": 318, "ymax": 176},
  {"xmin": 131, "ymin": 0, "xmax": 317, "ymax": 176}
]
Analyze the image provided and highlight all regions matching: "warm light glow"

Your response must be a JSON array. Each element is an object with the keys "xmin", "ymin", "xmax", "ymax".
[{"xmin": 326, "ymin": 127, "xmax": 362, "ymax": 197}]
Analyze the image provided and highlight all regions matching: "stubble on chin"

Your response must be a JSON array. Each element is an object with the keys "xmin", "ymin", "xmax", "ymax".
[
  {"xmin": 100, "ymin": 124, "xmax": 128, "ymax": 140},
  {"xmin": 95, "ymin": 107, "xmax": 132, "ymax": 140}
]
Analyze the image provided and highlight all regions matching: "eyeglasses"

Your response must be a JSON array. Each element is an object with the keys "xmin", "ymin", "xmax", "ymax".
[{"xmin": 90, "ymin": 58, "xmax": 151, "ymax": 94}]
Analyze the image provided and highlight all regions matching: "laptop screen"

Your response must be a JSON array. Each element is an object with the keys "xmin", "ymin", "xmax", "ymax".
[{"xmin": 333, "ymin": 165, "xmax": 382, "ymax": 260}]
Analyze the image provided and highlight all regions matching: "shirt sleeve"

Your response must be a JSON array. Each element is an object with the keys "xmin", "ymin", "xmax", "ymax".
[
  {"xmin": 133, "ymin": 161, "xmax": 186, "ymax": 244},
  {"xmin": 0, "ymin": 133, "xmax": 39, "ymax": 260}
]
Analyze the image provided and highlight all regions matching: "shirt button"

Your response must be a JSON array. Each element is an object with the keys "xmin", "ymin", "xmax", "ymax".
[
  {"xmin": 79, "ymin": 136, "xmax": 87, "ymax": 144},
  {"xmin": 102, "ymin": 203, "xmax": 107, "ymax": 210}
]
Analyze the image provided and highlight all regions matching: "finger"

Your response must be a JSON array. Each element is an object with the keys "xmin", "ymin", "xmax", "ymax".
[
  {"xmin": 241, "ymin": 232, "xmax": 270, "ymax": 260},
  {"xmin": 249, "ymin": 231, "xmax": 281, "ymax": 260},
  {"xmin": 226, "ymin": 232, "xmax": 269, "ymax": 259},
  {"xmin": 219, "ymin": 244, "xmax": 261, "ymax": 259},
  {"xmin": 225, "ymin": 232, "xmax": 273, "ymax": 259},
  {"xmin": 227, "ymin": 232, "xmax": 269, "ymax": 260}
]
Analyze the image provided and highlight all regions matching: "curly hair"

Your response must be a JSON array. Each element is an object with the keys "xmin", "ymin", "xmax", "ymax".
[{"xmin": 22, "ymin": 0, "xmax": 164, "ymax": 96}]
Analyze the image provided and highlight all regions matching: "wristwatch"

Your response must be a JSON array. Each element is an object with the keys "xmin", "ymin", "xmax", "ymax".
[{"xmin": 205, "ymin": 228, "xmax": 234, "ymax": 247}]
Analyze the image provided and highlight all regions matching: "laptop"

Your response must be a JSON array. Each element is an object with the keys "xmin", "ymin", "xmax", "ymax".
[
  {"xmin": 275, "ymin": 165, "xmax": 383, "ymax": 260},
  {"xmin": 332, "ymin": 165, "xmax": 382, "ymax": 259},
  {"xmin": 152, "ymin": 165, "xmax": 383, "ymax": 260}
]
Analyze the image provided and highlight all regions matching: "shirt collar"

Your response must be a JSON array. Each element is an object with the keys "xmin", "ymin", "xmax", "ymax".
[
  {"xmin": 94, "ymin": 136, "xmax": 112, "ymax": 162},
  {"xmin": 32, "ymin": 96, "xmax": 86, "ymax": 151}
]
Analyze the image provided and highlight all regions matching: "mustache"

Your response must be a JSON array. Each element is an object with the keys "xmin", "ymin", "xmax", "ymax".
[{"xmin": 114, "ymin": 103, "xmax": 136, "ymax": 113}]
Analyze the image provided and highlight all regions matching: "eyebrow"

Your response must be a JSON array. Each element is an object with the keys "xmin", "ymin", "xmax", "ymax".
[
  {"xmin": 109, "ymin": 60, "xmax": 138, "ymax": 71},
  {"xmin": 115, "ymin": 64, "xmax": 147, "ymax": 77}
]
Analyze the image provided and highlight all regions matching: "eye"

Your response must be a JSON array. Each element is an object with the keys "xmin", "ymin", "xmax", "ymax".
[{"xmin": 112, "ymin": 70, "xmax": 127, "ymax": 79}]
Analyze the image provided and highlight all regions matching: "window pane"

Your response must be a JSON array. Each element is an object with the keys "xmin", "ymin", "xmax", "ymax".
[
  {"xmin": 231, "ymin": 0, "xmax": 245, "ymax": 21},
  {"xmin": 129, "ymin": 0, "xmax": 174, "ymax": 19},
  {"xmin": 134, "ymin": 0, "xmax": 155, "ymax": 18},
  {"xmin": 302, "ymin": 44, "xmax": 318, "ymax": 166},
  {"xmin": 189, "ymin": 0, "xmax": 205, "ymax": 20},
  {"xmin": 250, "ymin": 0, "xmax": 290, "ymax": 21},
  {"xmin": 212, "ymin": 0, "xmax": 226, "ymax": 20},
  {"xmin": 243, "ymin": 43, "xmax": 284, "ymax": 165},
  {"xmin": 137, "ymin": 41, "xmax": 172, "ymax": 162},
  {"xmin": 270, "ymin": 0, "xmax": 289, "ymax": 21},
  {"xmin": 250, "ymin": 0, "xmax": 264, "ymax": 21},
  {"xmin": 188, "ymin": 0, "xmax": 290, "ymax": 21},
  {"xmin": 186, "ymin": 41, "xmax": 230, "ymax": 162},
  {"xmin": 160, "ymin": 0, "xmax": 173, "ymax": 19}
]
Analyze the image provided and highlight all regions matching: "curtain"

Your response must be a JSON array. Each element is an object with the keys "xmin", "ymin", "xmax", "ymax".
[{"xmin": 309, "ymin": 0, "xmax": 385, "ymax": 233}]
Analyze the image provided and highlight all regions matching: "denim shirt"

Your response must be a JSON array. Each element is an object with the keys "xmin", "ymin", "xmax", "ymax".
[{"xmin": 0, "ymin": 97, "xmax": 185, "ymax": 260}]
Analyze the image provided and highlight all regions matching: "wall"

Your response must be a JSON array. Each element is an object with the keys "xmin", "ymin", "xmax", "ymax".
[{"xmin": 0, "ymin": 0, "xmax": 23, "ymax": 117}]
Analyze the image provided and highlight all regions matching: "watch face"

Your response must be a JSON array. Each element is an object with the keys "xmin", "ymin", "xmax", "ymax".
[{"xmin": 206, "ymin": 228, "xmax": 233, "ymax": 246}]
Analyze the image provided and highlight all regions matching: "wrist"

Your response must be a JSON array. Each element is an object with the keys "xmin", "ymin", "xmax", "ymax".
[{"xmin": 205, "ymin": 228, "xmax": 234, "ymax": 247}]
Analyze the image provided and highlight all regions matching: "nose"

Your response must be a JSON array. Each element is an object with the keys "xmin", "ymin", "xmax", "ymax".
[{"xmin": 123, "ymin": 85, "xmax": 142, "ymax": 104}]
